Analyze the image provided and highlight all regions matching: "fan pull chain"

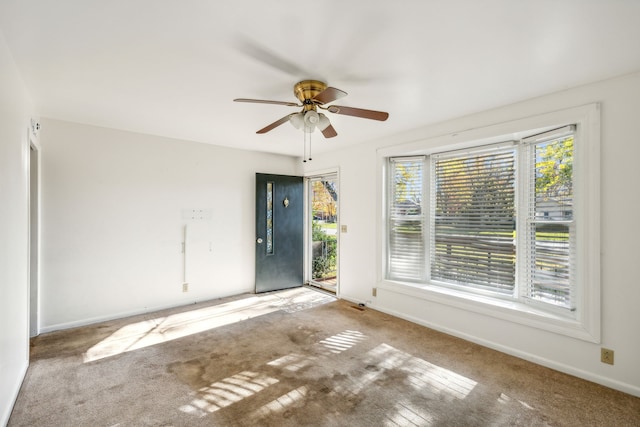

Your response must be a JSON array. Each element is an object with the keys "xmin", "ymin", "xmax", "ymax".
[
  {"xmin": 302, "ymin": 129, "xmax": 313, "ymax": 162},
  {"xmin": 302, "ymin": 130, "xmax": 307, "ymax": 162}
]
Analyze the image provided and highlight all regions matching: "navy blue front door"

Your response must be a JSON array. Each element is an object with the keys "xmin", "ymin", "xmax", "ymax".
[{"xmin": 255, "ymin": 173, "xmax": 304, "ymax": 293}]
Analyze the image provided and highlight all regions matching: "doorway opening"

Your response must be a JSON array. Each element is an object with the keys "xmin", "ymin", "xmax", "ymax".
[{"xmin": 306, "ymin": 173, "xmax": 338, "ymax": 294}]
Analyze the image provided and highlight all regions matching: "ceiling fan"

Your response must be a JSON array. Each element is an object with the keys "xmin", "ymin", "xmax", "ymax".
[{"xmin": 234, "ymin": 80, "xmax": 389, "ymax": 138}]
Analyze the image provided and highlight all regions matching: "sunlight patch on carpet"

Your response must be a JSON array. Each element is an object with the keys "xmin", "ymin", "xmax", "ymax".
[
  {"xmin": 83, "ymin": 288, "xmax": 333, "ymax": 363},
  {"xmin": 179, "ymin": 371, "xmax": 279, "ymax": 416},
  {"xmin": 180, "ymin": 328, "xmax": 367, "ymax": 419},
  {"xmin": 335, "ymin": 343, "xmax": 477, "ymax": 401},
  {"xmin": 318, "ymin": 330, "xmax": 367, "ymax": 354},
  {"xmin": 251, "ymin": 386, "xmax": 309, "ymax": 420},
  {"xmin": 385, "ymin": 400, "xmax": 435, "ymax": 426},
  {"xmin": 267, "ymin": 352, "xmax": 319, "ymax": 372},
  {"xmin": 267, "ymin": 330, "xmax": 368, "ymax": 371}
]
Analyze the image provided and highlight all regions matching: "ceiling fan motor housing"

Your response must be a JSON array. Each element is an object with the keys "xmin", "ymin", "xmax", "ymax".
[{"xmin": 294, "ymin": 80, "xmax": 327, "ymax": 109}]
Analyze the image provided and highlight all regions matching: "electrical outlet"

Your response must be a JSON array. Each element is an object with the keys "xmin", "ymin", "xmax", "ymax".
[
  {"xmin": 182, "ymin": 283, "xmax": 189, "ymax": 293},
  {"xmin": 601, "ymin": 348, "xmax": 614, "ymax": 365},
  {"xmin": 372, "ymin": 287, "xmax": 377, "ymax": 297}
]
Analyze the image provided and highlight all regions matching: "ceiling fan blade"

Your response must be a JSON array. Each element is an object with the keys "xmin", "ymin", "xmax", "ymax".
[
  {"xmin": 256, "ymin": 114, "xmax": 293, "ymax": 134},
  {"xmin": 327, "ymin": 105, "xmax": 389, "ymax": 121},
  {"xmin": 234, "ymin": 98, "xmax": 300, "ymax": 107},
  {"xmin": 234, "ymin": 36, "xmax": 310, "ymax": 77},
  {"xmin": 312, "ymin": 87, "xmax": 347, "ymax": 105},
  {"xmin": 321, "ymin": 124, "xmax": 338, "ymax": 138}
]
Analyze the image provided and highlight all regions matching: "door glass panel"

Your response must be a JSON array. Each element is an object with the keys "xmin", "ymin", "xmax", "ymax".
[
  {"xmin": 266, "ymin": 181, "xmax": 274, "ymax": 255},
  {"xmin": 309, "ymin": 176, "xmax": 338, "ymax": 292}
]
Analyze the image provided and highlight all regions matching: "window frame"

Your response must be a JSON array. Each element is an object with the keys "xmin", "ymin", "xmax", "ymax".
[
  {"xmin": 519, "ymin": 126, "xmax": 577, "ymax": 314},
  {"xmin": 377, "ymin": 104, "xmax": 600, "ymax": 343},
  {"xmin": 387, "ymin": 156, "xmax": 427, "ymax": 283}
]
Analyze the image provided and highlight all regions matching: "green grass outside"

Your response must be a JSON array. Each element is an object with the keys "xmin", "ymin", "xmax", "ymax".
[{"xmin": 318, "ymin": 222, "xmax": 337, "ymax": 230}]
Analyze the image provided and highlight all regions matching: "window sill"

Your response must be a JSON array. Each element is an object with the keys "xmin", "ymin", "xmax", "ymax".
[{"xmin": 377, "ymin": 279, "xmax": 598, "ymax": 343}]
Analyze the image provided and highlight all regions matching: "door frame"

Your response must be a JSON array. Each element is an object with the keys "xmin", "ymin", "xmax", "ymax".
[
  {"xmin": 304, "ymin": 168, "xmax": 340, "ymax": 296},
  {"xmin": 28, "ymin": 124, "xmax": 41, "ymax": 337}
]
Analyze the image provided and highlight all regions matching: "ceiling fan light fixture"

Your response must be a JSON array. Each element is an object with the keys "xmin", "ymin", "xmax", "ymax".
[
  {"xmin": 300, "ymin": 110, "xmax": 319, "ymax": 133},
  {"xmin": 317, "ymin": 113, "xmax": 330, "ymax": 131},
  {"xmin": 304, "ymin": 110, "xmax": 319, "ymax": 125},
  {"xmin": 289, "ymin": 112, "xmax": 304, "ymax": 130}
]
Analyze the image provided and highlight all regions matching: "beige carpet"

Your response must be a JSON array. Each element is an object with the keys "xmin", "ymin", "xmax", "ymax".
[{"xmin": 9, "ymin": 287, "xmax": 640, "ymax": 426}]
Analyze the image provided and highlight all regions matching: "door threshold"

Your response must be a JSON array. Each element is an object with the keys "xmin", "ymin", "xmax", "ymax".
[{"xmin": 305, "ymin": 282, "xmax": 336, "ymax": 295}]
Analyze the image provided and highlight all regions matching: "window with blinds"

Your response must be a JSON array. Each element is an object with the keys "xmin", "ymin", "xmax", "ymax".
[
  {"xmin": 431, "ymin": 146, "xmax": 516, "ymax": 294},
  {"xmin": 523, "ymin": 126, "xmax": 575, "ymax": 310},
  {"xmin": 386, "ymin": 126, "xmax": 577, "ymax": 316},
  {"xmin": 387, "ymin": 157, "xmax": 426, "ymax": 281}
]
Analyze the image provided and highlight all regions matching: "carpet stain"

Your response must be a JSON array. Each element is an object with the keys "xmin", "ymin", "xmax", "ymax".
[
  {"xmin": 287, "ymin": 325, "xmax": 319, "ymax": 345},
  {"xmin": 167, "ymin": 359, "xmax": 207, "ymax": 389},
  {"xmin": 332, "ymin": 372, "xmax": 348, "ymax": 381},
  {"xmin": 208, "ymin": 351, "xmax": 228, "ymax": 360},
  {"xmin": 373, "ymin": 368, "xmax": 409, "ymax": 386}
]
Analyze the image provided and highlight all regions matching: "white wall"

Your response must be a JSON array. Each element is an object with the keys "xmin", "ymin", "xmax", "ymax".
[
  {"xmin": 40, "ymin": 120, "xmax": 299, "ymax": 331},
  {"xmin": 304, "ymin": 72, "xmax": 640, "ymax": 397},
  {"xmin": 0, "ymin": 30, "xmax": 34, "ymax": 426}
]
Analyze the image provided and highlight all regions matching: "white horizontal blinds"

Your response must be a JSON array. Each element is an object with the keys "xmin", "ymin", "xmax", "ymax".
[
  {"xmin": 431, "ymin": 146, "xmax": 516, "ymax": 293},
  {"xmin": 388, "ymin": 157, "xmax": 426, "ymax": 281},
  {"xmin": 524, "ymin": 126, "xmax": 576, "ymax": 310}
]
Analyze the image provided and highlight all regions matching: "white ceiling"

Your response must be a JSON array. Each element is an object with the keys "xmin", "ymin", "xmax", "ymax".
[{"xmin": 2, "ymin": 0, "xmax": 640, "ymax": 157}]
